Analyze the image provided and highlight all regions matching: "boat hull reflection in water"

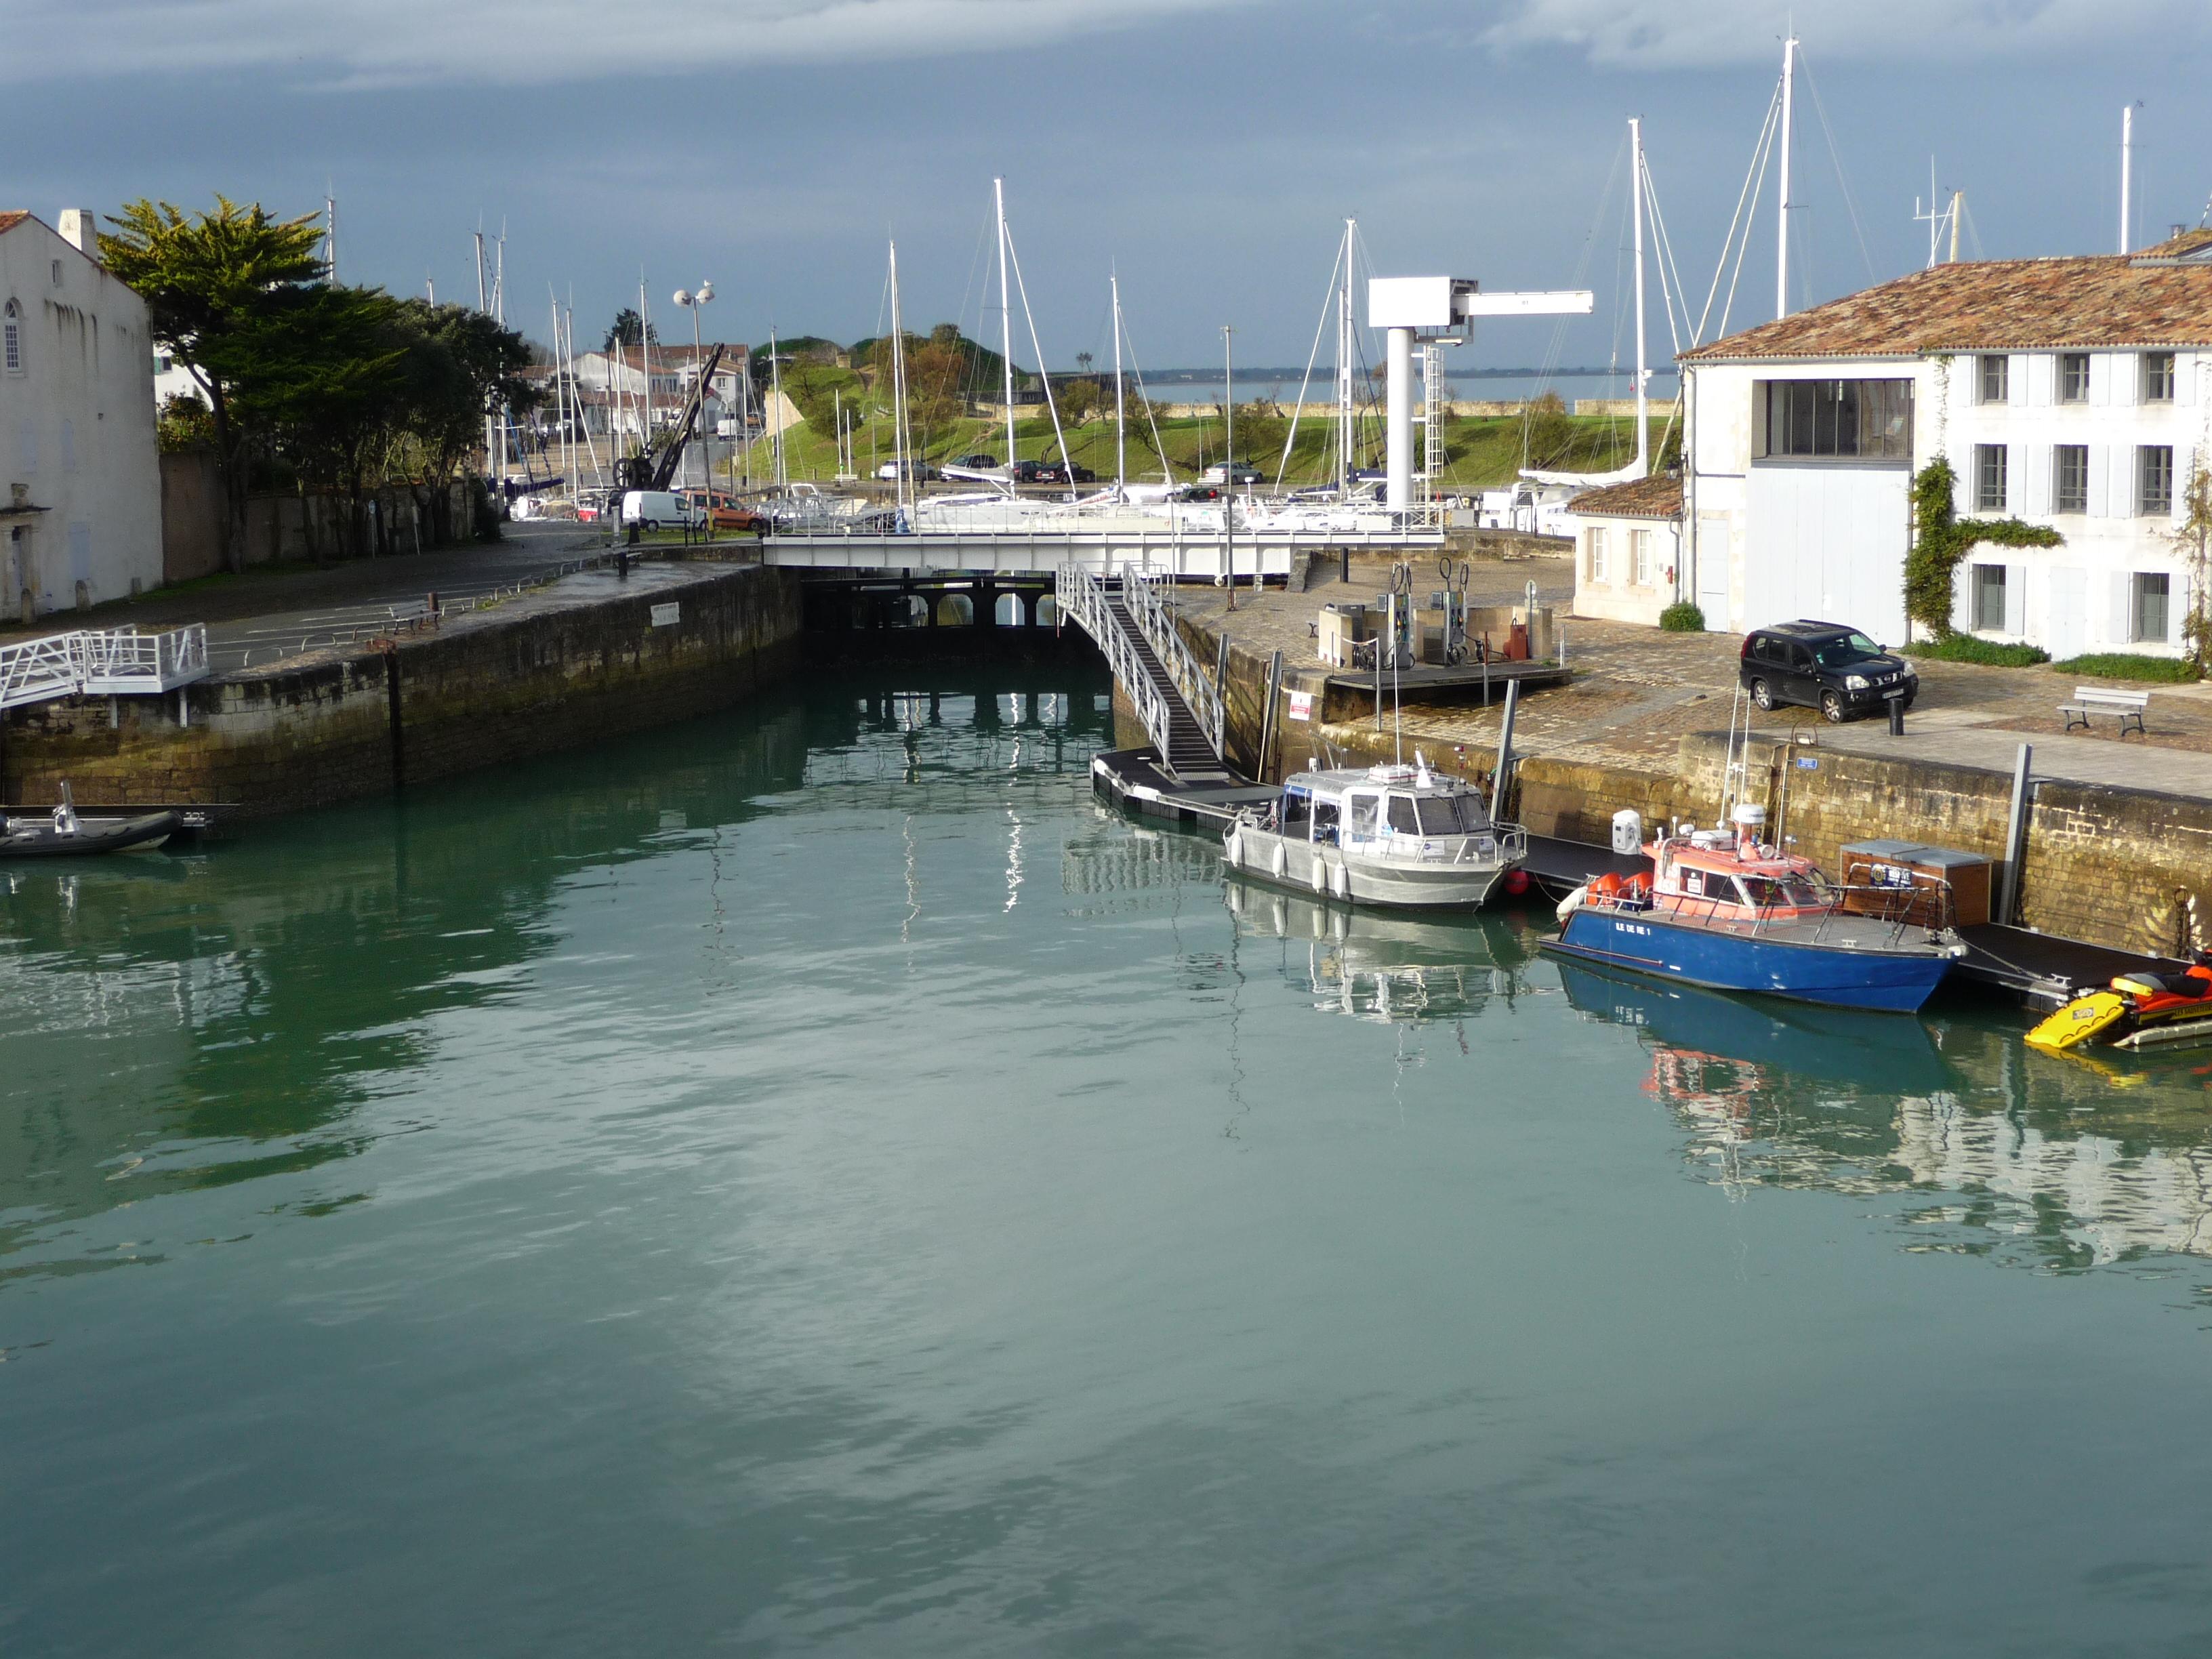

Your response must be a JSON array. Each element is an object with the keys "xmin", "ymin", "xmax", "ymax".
[{"xmin": 1225, "ymin": 872, "xmax": 1532, "ymax": 1021}]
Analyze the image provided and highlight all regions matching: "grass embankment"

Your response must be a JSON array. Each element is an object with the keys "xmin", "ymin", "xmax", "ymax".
[{"xmin": 733, "ymin": 384, "xmax": 1639, "ymax": 491}]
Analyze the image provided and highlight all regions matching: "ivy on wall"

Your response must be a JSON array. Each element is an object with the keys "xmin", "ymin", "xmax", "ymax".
[{"xmin": 1904, "ymin": 457, "xmax": 2062, "ymax": 638}]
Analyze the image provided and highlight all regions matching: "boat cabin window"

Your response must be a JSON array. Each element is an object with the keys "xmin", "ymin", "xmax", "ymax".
[
  {"xmin": 1386, "ymin": 794, "xmax": 1420, "ymax": 834},
  {"xmin": 1681, "ymin": 868, "xmax": 1707, "ymax": 897},
  {"xmin": 1345, "ymin": 792, "xmax": 1380, "ymax": 840},
  {"xmin": 1738, "ymin": 874, "xmax": 1822, "ymax": 909},
  {"xmin": 1311, "ymin": 798, "xmax": 1340, "ymax": 844},
  {"xmin": 1280, "ymin": 789, "xmax": 1311, "ymax": 834},
  {"xmin": 1416, "ymin": 795, "xmax": 1479, "ymax": 835}
]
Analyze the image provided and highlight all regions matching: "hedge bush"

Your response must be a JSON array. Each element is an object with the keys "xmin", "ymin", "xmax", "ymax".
[
  {"xmin": 1903, "ymin": 635, "xmax": 2049, "ymax": 668},
  {"xmin": 1658, "ymin": 601, "xmax": 1706, "ymax": 633},
  {"xmin": 2053, "ymin": 653, "xmax": 2203, "ymax": 684}
]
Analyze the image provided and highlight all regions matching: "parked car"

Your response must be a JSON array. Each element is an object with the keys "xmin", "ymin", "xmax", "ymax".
[
  {"xmin": 1201, "ymin": 461, "xmax": 1264, "ymax": 485},
  {"xmin": 705, "ymin": 503, "xmax": 768, "ymax": 534},
  {"xmin": 1063, "ymin": 463, "xmax": 1097, "ymax": 483},
  {"xmin": 874, "ymin": 459, "xmax": 938, "ymax": 481},
  {"xmin": 951, "ymin": 452, "xmax": 1000, "ymax": 470},
  {"xmin": 621, "ymin": 489, "xmax": 694, "ymax": 530},
  {"xmin": 1174, "ymin": 484, "xmax": 1224, "ymax": 502},
  {"xmin": 1738, "ymin": 620, "xmax": 1917, "ymax": 722},
  {"xmin": 1008, "ymin": 459, "xmax": 1046, "ymax": 484}
]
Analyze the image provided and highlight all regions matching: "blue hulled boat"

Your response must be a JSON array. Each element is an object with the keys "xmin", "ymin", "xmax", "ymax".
[{"xmin": 1542, "ymin": 806, "xmax": 1963, "ymax": 1014}]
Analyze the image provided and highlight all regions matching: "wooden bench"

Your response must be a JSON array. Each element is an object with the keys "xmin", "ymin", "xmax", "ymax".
[{"xmin": 2060, "ymin": 687, "xmax": 2149, "ymax": 736}]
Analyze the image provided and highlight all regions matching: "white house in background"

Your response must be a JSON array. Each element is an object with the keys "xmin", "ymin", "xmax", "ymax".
[
  {"xmin": 1678, "ymin": 232, "xmax": 2212, "ymax": 655},
  {"xmin": 1568, "ymin": 473, "xmax": 1683, "ymax": 626},
  {"xmin": 0, "ymin": 209, "xmax": 163, "ymax": 619}
]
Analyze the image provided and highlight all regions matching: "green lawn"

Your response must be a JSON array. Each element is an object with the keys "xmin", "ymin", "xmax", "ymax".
[{"xmin": 732, "ymin": 408, "xmax": 1642, "ymax": 491}]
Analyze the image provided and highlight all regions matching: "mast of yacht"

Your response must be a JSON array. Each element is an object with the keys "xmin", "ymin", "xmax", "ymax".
[
  {"xmin": 1111, "ymin": 271, "xmax": 1126, "ymax": 495},
  {"xmin": 1776, "ymin": 34, "xmax": 1797, "ymax": 319},
  {"xmin": 889, "ymin": 241, "xmax": 912, "ymax": 518},
  {"xmin": 996, "ymin": 178, "xmax": 1017, "ymax": 472},
  {"xmin": 1631, "ymin": 117, "xmax": 1650, "ymax": 478},
  {"xmin": 1337, "ymin": 218, "xmax": 1356, "ymax": 496},
  {"xmin": 770, "ymin": 326, "xmax": 787, "ymax": 489}
]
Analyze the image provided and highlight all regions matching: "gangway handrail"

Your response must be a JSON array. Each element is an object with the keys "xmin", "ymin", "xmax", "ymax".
[
  {"xmin": 1055, "ymin": 565, "xmax": 1180, "ymax": 766},
  {"xmin": 0, "ymin": 623, "xmax": 211, "ymax": 710},
  {"xmin": 1123, "ymin": 571, "xmax": 1225, "ymax": 758}
]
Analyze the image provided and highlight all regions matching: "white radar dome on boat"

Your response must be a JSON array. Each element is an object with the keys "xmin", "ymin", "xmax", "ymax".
[{"xmin": 1732, "ymin": 804, "xmax": 1767, "ymax": 829}]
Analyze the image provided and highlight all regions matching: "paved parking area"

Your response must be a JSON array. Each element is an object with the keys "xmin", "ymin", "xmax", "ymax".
[{"xmin": 1183, "ymin": 555, "xmax": 2212, "ymax": 800}]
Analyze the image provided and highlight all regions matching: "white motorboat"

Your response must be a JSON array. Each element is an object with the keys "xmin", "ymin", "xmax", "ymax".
[{"xmin": 1222, "ymin": 754, "xmax": 1525, "ymax": 909}]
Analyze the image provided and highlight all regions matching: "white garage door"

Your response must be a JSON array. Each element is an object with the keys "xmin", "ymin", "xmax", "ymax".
[{"xmin": 1744, "ymin": 464, "xmax": 1911, "ymax": 647}]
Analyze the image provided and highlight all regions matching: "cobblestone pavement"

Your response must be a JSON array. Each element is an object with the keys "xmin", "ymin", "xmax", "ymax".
[{"xmin": 1181, "ymin": 554, "xmax": 2212, "ymax": 799}]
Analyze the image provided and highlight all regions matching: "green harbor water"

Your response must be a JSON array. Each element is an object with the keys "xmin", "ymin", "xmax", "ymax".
[{"xmin": 7, "ymin": 663, "xmax": 2212, "ymax": 1655}]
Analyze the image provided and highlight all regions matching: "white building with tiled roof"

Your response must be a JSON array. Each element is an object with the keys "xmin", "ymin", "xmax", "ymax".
[
  {"xmin": 1679, "ymin": 236, "xmax": 2212, "ymax": 657},
  {"xmin": 1568, "ymin": 472, "xmax": 1683, "ymax": 626},
  {"xmin": 1, "ymin": 209, "xmax": 163, "ymax": 619}
]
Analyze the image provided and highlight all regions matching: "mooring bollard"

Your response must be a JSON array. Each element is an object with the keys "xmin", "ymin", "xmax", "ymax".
[{"xmin": 1888, "ymin": 694, "xmax": 1906, "ymax": 737}]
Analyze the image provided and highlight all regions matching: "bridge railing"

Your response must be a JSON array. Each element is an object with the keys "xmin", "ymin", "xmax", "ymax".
[
  {"xmin": 1124, "ymin": 571, "xmax": 1225, "ymax": 758},
  {"xmin": 0, "ymin": 633, "xmax": 83, "ymax": 712},
  {"xmin": 1056, "ymin": 565, "xmax": 1179, "ymax": 764},
  {"xmin": 0, "ymin": 624, "xmax": 212, "ymax": 710},
  {"xmin": 74, "ymin": 624, "xmax": 210, "ymax": 694}
]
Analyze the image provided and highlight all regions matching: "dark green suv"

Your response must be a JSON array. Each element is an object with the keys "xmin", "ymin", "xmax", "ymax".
[{"xmin": 1739, "ymin": 620, "xmax": 1917, "ymax": 722}]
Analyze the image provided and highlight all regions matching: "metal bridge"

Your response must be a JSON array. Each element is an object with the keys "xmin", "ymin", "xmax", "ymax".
[
  {"xmin": 1055, "ymin": 565, "xmax": 1229, "ymax": 779},
  {"xmin": 763, "ymin": 523, "xmax": 1442, "ymax": 579},
  {"xmin": 0, "ymin": 626, "xmax": 211, "ymax": 712}
]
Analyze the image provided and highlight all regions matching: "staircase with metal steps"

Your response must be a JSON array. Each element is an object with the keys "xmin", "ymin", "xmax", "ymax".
[{"xmin": 1101, "ymin": 594, "xmax": 1227, "ymax": 780}]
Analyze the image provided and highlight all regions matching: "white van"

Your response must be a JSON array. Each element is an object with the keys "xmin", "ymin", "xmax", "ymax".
[{"xmin": 621, "ymin": 490, "xmax": 692, "ymax": 529}]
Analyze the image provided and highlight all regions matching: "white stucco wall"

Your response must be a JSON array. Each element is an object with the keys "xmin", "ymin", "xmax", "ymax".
[
  {"xmin": 1929, "ymin": 348, "xmax": 2210, "ymax": 656},
  {"xmin": 1687, "ymin": 347, "xmax": 2212, "ymax": 656},
  {"xmin": 0, "ymin": 216, "xmax": 162, "ymax": 618},
  {"xmin": 1570, "ymin": 511, "xmax": 1681, "ymax": 626}
]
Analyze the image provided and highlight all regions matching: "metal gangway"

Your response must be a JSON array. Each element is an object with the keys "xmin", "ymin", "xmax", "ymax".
[
  {"xmin": 1056, "ymin": 565, "xmax": 1227, "ymax": 777},
  {"xmin": 0, "ymin": 624, "xmax": 212, "ymax": 712}
]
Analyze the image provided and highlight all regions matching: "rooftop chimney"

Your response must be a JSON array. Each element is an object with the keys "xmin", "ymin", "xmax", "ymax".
[{"xmin": 56, "ymin": 209, "xmax": 98, "ymax": 262}]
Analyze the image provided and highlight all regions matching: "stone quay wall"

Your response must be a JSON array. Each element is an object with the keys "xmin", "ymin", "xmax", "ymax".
[
  {"xmin": 1154, "ymin": 606, "xmax": 2212, "ymax": 959},
  {"xmin": 1, "ymin": 563, "xmax": 804, "ymax": 817}
]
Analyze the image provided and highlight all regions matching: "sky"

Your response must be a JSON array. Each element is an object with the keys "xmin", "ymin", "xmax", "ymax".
[{"xmin": 7, "ymin": 0, "xmax": 2211, "ymax": 375}]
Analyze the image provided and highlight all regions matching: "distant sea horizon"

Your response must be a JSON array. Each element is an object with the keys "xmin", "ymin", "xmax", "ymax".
[{"xmin": 1111, "ymin": 366, "xmax": 1680, "ymax": 405}]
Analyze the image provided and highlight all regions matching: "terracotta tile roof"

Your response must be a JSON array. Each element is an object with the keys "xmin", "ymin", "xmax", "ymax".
[
  {"xmin": 1681, "ymin": 255, "xmax": 2212, "ymax": 363},
  {"xmin": 0, "ymin": 211, "xmax": 30, "ymax": 236},
  {"xmin": 1568, "ymin": 474, "xmax": 1683, "ymax": 520},
  {"xmin": 2137, "ymin": 228, "xmax": 2212, "ymax": 259}
]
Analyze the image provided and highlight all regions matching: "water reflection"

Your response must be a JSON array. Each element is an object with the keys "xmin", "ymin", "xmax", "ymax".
[
  {"xmin": 0, "ymin": 666, "xmax": 1106, "ymax": 1284},
  {"xmin": 1224, "ymin": 874, "xmax": 1535, "ymax": 1023},
  {"xmin": 1559, "ymin": 959, "xmax": 2212, "ymax": 1270}
]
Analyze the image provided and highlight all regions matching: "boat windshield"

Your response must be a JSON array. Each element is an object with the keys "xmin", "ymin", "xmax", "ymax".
[
  {"xmin": 1414, "ymin": 794, "xmax": 1481, "ymax": 835},
  {"xmin": 1811, "ymin": 632, "xmax": 1883, "ymax": 668},
  {"xmin": 1738, "ymin": 874, "xmax": 1826, "ymax": 910}
]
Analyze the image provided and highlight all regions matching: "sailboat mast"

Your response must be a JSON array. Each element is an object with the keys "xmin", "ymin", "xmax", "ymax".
[
  {"xmin": 889, "ymin": 241, "xmax": 910, "ymax": 516},
  {"xmin": 1111, "ymin": 272, "xmax": 1126, "ymax": 493},
  {"xmin": 1631, "ymin": 117, "xmax": 1649, "ymax": 478},
  {"xmin": 1776, "ymin": 35, "xmax": 1797, "ymax": 319},
  {"xmin": 770, "ymin": 326, "xmax": 785, "ymax": 489},
  {"xmin": 996, "ymin": 178, "xmax": 1016, "ymax": 470},
  {"xmin": 2114, "ymin": 104, "xmax": 2132, "ymax": 256},
  {"xmin": 1338, "ymin": 218, "xmax": 1355, "ymax": 495}
]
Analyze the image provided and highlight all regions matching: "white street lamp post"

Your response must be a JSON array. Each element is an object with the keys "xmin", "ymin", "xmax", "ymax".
[{"xmin": 674, "ymin": 281, "xmax": 714, "ymax": 499}]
